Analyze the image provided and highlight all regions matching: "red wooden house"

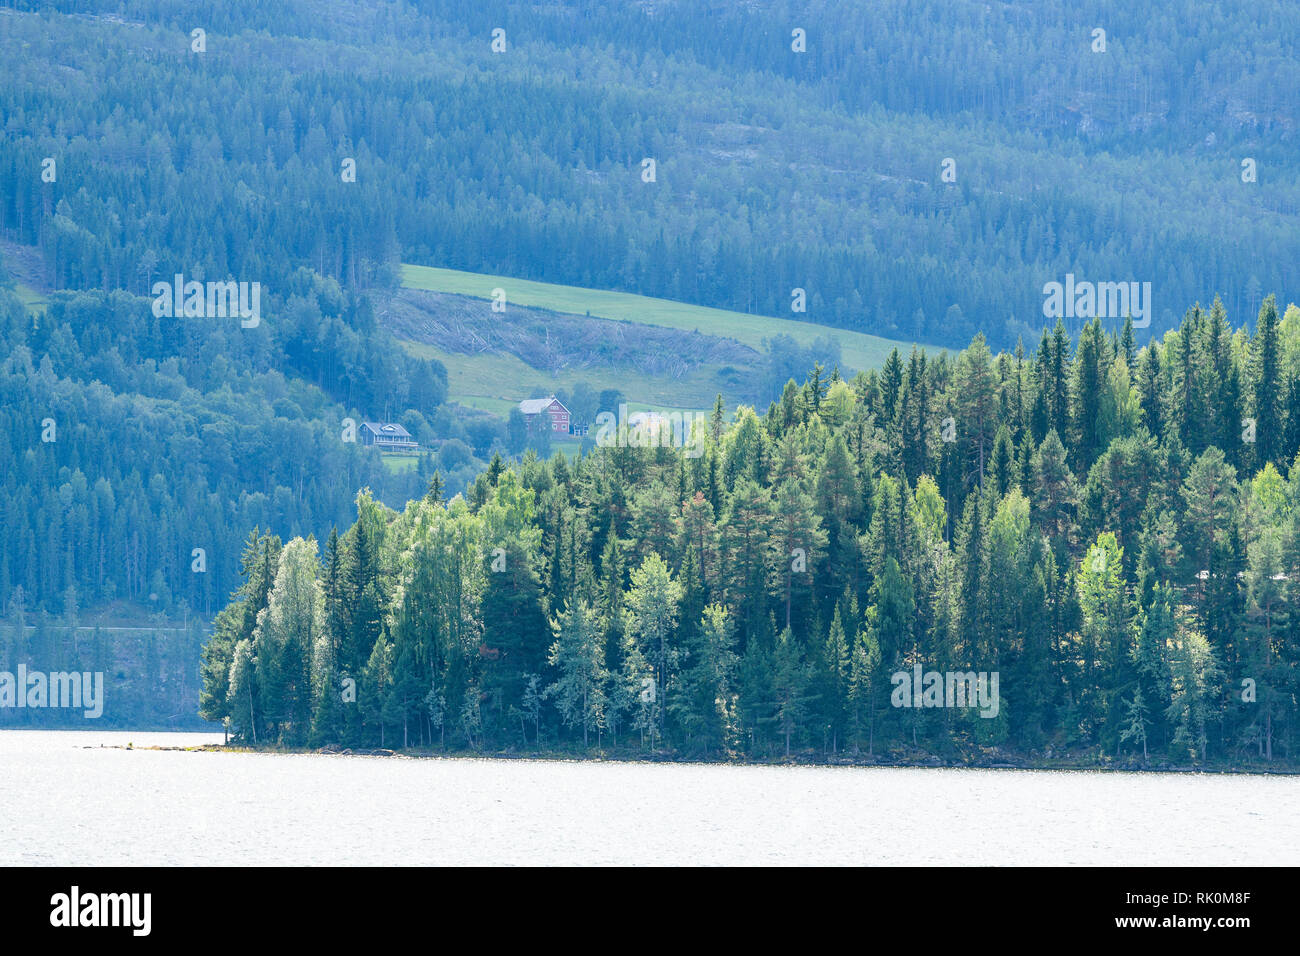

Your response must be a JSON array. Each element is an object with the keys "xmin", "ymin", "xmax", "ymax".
[{"xmin": 518, "ymin": 396, "xmax": 571, "ymax": 434}]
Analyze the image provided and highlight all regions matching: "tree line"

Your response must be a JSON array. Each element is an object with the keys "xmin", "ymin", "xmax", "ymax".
[{"xmin": 201, "ymin": 298, "xmax": 1300, "ymax": 766}]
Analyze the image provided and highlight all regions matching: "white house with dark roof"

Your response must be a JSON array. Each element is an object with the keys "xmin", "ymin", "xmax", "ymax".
[
  {"xmin": 360, "ymin": 421, "xmax": 418, "ymax": 451},
  {"xmin": 518, "ymin": 396, "xmax": 571, "ymax": 434}
]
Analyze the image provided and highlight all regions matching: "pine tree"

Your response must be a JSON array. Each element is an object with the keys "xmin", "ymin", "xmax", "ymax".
[
  {"xmin": 1119, "ymin": 688, "xmax": 1149, "ymax": 762},
  {"xmin": 309, "ymin": 658, "xmax": 343, "ymax": 747},
  {"xmin": 675, "ymin": 603, "xmax": 738, "ymax": 754},
  {"xmin": 624, "ymin": 553, "xmax": 683, "ymax": 748},
  {"xmin": 951, "ymin": 332, "xmax": 998, "ymax": 487},
  {"xmin": 361, "ymin": 633, "xmax": 394, "ymax": 747},
  {"xmin": 719, "ymin": 478, "xmax": 774, "ymax": 640},
  {"xmin": 1181, "ymin": 448, "xmax": 1239, "ymax": 622},
  {"xmin": 1069, "ymin": 318, "xmax": 1107, "ymax": 472},
  {"xmin": 1252, "ymin": 294, "xmax": 1282, "ymax": 466},
  {"xmin": 736, "ymin": 628, "xmax": 774, "ymax": 756},
  {"xmin": 989, "ymin": 424, "xmax": 1016, "ymax": 499},
  {"xmin": 342, "ymin": 493, "xmax": 386, "ymax": 680},
  {"xmin": 1120, "ymin": 316, "xmax": 1136, "ymax": 370},
  {"xmin": 869, "ymin": 556, "xmax": 914, "ymax": 673},
  {"xmin": 1136, "ymin": 344, "xmax": 1163, "ymax": 438},
  {"xmin": 772, "ymin": 626, "xmax": 812, "ymax": 757},
  {"xmin": 544, "ymin": 599, "xmax": 608, "ymax": 748},
  {"xmin": 1030, "ymin": 430, "xmax": 1078, "ymax": 547},
  {"xmin": 1049, "ymin": 319, "xmax": 1072, "ymax": 441},
  {"xmin": 710, "ymin": 393, "xmax": 726, "ymax": 443},
  {"xmin": 817, "ymin": 604, "xmax": 851, "ymax": 753},
  {"xmin": 424, "ymin": 470, "xmax": 445, "ymax": 505},
  {"xmin": 849, "ymin": 622, "xmax": 882, "ymax": 756},
  {"xmin": 881, "ymin": 348, "xmax": 903, "ymax": 424},
  {"xmin": 770, "ymin": 479, "xmax": 828, "ymax": 630}
]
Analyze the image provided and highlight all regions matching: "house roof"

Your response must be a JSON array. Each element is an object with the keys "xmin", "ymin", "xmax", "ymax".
[
  {"xmin": 519, "ymin": 397, "xmax": 566, "ymax": 414},
  {"xmin": 361, "ymin": 421, "xmax": 413, "ymax": 438}
]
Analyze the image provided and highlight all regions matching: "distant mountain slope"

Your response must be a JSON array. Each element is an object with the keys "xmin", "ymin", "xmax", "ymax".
[{"xmin": 3, "ymin": 0, "xmax": 1294, "ymax": 353}]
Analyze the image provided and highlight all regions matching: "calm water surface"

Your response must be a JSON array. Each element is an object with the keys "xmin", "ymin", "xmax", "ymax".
[{"xmin": 1, "ymin": 730, "xmax": 1294, "ymax": 865}]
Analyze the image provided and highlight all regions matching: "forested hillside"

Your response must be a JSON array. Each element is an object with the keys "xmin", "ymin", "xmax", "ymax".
[
  {"xmin": 3, "ymin": 0, "xmax": 1296, "ymax": 350},
  {"xmin": 202, "ymin": 300, "xmax": 1300, "ymax": 767},
  {"xmin": 0, "ymin": 279, "xmax": 453, "ymax": 618}
]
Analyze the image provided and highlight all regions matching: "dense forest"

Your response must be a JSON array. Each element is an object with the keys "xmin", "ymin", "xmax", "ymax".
[
  {"xmin": 202, "ymin": 298, "xmax": 1300, "ymax": 767},
  {"xmin": 0, "ymin": 277, "xmax": 465, "ymax": 621},
  {"xmin": 3, "ymin": 0, "xmax": 1297, "ymax": 352}
]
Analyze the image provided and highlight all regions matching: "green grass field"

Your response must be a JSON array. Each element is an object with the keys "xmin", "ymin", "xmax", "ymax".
[
  {"xmin": 12, "ymin": 279, "xmax": 47, "ymax": 313},
  {"xmin": 380, "ymin": 451, "xmax": 422, "ymax": 474},
  {"xmin": 401, "ymin": 338, "xmax": 730, "ymax": 411},
  {"xmin": 399, "ymin": 264, "xmax": 915, "ymax": 374}
]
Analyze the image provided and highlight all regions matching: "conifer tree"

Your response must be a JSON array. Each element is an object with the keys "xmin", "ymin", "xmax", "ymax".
[
  {"xmin": 675, "ymin": 603, "xmax": 738, "ymax": 755},
  {"xmin": 624, "ymin": 553, "xmax": 683, "ymax": 747},
  {"xmin": 545, "ymin": 599, "xmax": 607, "ymax": 748},
  {"xmin": 772, "ymin": 626, "xmax": 812, "ymax": 757},
  {"xmin": 1252, "ymin": 294, "xmax": 1282, "ymax": 467}
]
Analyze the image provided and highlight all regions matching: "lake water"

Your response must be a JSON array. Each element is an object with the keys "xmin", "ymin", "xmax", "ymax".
[{"xmin": 1, "ymin": 730, "xmax": 1295, "ymax": 865}]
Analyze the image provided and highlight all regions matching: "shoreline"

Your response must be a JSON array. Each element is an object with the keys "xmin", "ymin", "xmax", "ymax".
[{"xmin": 100, "ymin": 741, "xmax": 1300, "ymax": 777}]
